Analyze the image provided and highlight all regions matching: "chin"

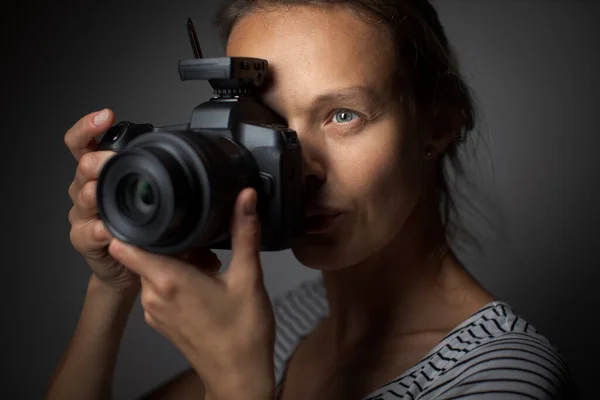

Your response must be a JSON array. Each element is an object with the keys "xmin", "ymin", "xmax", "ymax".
[{"xmin": 290, "ymin": 230, "xmax": 363, "ymax": 271}]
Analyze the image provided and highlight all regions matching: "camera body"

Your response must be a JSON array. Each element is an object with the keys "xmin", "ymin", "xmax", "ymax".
[{"xmin": 96, "ymin": 57, "xmax": 306, "ymax": 254}]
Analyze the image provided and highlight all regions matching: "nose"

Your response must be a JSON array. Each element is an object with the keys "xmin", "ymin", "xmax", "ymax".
[
  {"xmin": 295, "ymin": 135, "xmax": 326, "ymax": 204},
  {"xmin": 303, "ymin": 153, "xmax": 326, "ymax": 180},
  {"xmin": 293, "ymin": 129, "xmax": 326, "ymax": 182}
]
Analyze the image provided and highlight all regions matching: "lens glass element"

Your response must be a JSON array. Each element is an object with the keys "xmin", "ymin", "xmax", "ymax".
[
  {"xmin": 133, "ymin": 178, "xmax": 154, "ymax": 207},
  {"xmin": 117, "ymin": 174, "xmax": 158, "ymax": 223}
]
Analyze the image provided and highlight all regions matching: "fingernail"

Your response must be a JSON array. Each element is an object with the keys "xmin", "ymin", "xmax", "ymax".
[
  {"xmin": 93, "ymin": 109, "xmax": 108, "ymax": 126},
  {"xmin": 244, "ymin": 192, "xmax": 257, "ymax": 215}
]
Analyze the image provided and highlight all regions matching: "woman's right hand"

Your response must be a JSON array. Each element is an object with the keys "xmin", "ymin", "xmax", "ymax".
[{"xmin": 65, "ymin": 109, "xmax": 140, "ymax": 292}]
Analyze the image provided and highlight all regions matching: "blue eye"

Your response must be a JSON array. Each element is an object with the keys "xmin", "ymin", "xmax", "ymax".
[{"xmin": 332, "ymin": 110, "xmax": 359, "ymax": 124}]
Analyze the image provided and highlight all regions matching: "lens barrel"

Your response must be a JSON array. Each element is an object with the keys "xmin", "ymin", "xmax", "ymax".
[{"xmin": 97, "ymin": 131, "xmax": 258, "ymax": 254}]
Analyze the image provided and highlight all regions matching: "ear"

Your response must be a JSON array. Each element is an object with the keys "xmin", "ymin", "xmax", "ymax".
[
  {"xmin": 423, "ymin": 108, "xmax": 462, "ymax": 159},
  {"xmin": 424, "ymin": 132, "xmax": 457, "ymax": 159}
]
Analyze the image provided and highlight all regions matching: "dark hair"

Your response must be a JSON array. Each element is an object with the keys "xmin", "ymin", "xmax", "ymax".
[{"xmin": 214, "ymin": 0, "xmax": 485, "ymax": 250}]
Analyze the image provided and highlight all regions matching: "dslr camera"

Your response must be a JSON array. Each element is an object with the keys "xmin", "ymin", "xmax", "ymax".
[{"xmin": 95, "ymin": 19, "xmax": 305, "ymax": 254}]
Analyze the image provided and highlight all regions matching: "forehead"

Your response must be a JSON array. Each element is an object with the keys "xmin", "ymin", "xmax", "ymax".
[{"xmin": 226, "ymin": 6, "xmax": 395, "ymax": 100}]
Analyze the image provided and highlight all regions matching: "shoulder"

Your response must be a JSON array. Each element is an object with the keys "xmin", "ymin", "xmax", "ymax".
[
  {"xmin": 271, "ymin": 277, "xmax": 329, "ymax": 384},
  {"xmin": 366, "ymin": 302, "xmax": 577, "ymax": 400},
  {"xmin": 415, "ymin": 302, "xmax": 578, "ymax": 399}
]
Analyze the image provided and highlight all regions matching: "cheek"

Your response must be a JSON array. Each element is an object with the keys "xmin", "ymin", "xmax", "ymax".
[{"xmin": 331, "ymin": 127, "xmax": 422, "ymax": 227}]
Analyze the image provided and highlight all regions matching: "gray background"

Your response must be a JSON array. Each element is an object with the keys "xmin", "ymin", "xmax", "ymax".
[{"xmin": 2, "ymin": 0, "xmax": 598, "ymax": 398}]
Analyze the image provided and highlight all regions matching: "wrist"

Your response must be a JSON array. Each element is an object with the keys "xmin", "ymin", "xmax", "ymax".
[
  {"xmin": 88, "ymin": 272, "xmax": 141, "ymax": 297},
  {"xmin": 203, "ymin": 372, "xmax": 274, "ymax": 400},
  {"xmin": 88, "ymin": 273, "xmax": 140, "ymax": 299},
  {"xmin": 206, "ymin": 387, "xmax": 274, "ymax": 400},
  {"xmin": 80, "ymin": 273, "xmax": 140, "ymax": 337}
]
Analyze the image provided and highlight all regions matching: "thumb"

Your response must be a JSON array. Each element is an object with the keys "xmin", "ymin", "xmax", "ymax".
[{"xmin": 225, "ymin": 188, "xmax": 262, "ymax": 287}]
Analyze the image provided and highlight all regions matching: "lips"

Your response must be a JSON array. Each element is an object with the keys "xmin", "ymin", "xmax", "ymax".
[{"xmin": 305, "ymin": 212, "xmax": 343, "ymax": 234}]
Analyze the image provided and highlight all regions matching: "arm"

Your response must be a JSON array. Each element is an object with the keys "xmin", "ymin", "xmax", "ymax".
[
  {"xmin": 46, "ymin": 274, "xmax": 206, "ymax": 400},
  {"xmin": 56, "ymin": 110, "xmax": 207, "ymax": 399},
  {"xmin": 45, "ymin": 274, "xmax": 139, "ymax": 400},
  {"xmin": 138, "ymin": 368, "xmax": 205, "ymax": 400}
]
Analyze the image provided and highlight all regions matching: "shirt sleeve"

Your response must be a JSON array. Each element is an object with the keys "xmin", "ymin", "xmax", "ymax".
[{"xmin": 423, "ymin": 333, "xmax": 578, "ymax": 399}]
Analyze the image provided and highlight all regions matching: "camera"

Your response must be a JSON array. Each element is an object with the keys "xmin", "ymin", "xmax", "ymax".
[{"xmin": 95, "ymin": 19, "xmax": 306, "ymax": 254}]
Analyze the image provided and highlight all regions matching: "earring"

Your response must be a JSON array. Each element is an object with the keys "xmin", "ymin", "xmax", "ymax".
[{"xmin": 425, "ymin": 146, "xmax": 434, "ymax": 159}]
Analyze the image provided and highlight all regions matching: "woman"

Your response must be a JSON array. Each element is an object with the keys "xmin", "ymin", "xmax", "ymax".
[{"xmin": 48, "ymin": 0, "xmax": 576, "ymax": 399}]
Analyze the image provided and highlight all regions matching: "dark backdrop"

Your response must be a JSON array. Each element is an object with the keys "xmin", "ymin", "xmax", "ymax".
[{"xmin": 2, "ymin": 0, "xmax": 598, "ymax": 398}]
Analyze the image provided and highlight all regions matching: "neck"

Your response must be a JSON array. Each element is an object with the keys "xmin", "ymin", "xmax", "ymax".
[{"xmin": 319, "ymin": 193, "xmax": 466, "ymax": 354}]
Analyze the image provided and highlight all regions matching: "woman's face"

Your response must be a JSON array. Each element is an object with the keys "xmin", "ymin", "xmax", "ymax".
[{"xmin": 227, "ymin": 5, "xmax": 426, "ymax": 270}]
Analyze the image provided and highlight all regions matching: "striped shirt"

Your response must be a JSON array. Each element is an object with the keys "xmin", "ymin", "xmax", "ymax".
[{"xmin": 272, "ymin": 278, "xmax": 577, "ymax": 399}]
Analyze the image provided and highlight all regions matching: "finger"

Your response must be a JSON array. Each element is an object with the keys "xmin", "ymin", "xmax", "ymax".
[
  {"xmin": 224, "ymin": 188, "xmax": 262, "ymax": 287},
  {"xmin": 68, "ymin": 179, "xmax": 81, "ymax": 205},
  {"xmin": 64, "ymin": 109, "xmax": 115, "ymax": 161},
  {"xmin": 69, "ymin": 219, "xmax": 112, "ymax": 255},
  {"xmin": 144, "ymin": 310, "xmax": 160, "ymax": 329},
  {"xmin": 76, "ymin": 180, "xmax": 97, "ymax": 213},
  {"xmin": 140, "ymin": 277, "xmax": 162, "ymax": 313},
  {"xmin": 69, "ymin": 151, "xmax": 116, "ymax": 211},
  {"xmin": 74, "ymin": 151, "xmax": 117, "ymax": 188},
  {"xmin": 68, "ymin": 203, "xmax": 97, "ymax": 225},
  {"xmin": 142, "ymin": 308, "xmax": 169, "ymax": 339},
  {"xmin": 108, "ymin": 239, "xmax": 213, "ymax": 293}
]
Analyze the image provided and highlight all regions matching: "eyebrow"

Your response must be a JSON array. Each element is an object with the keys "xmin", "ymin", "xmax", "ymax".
[
  {"xmin": 311, "ymin": 86, "xmax": 381, "ymax": 108},
  {"xmin": 259, "ymin": 84, "xmax": 390, "ymax": 118}
]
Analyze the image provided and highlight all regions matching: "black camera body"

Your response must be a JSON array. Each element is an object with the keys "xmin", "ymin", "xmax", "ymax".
[{"xmin": 95, "ymin": 57, "xmax": 306, "ymax": 254}]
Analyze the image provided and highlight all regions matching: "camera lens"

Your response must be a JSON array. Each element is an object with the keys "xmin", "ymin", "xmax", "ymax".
[{"xmin": 96, "ymin": 131, "xmax": 261, "ymax": 254}]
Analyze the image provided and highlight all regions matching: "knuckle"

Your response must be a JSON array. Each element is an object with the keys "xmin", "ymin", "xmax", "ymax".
[
  {"xmin": 143, "ymin": 311, "xmax": 157, "ymax": 327},
  {"xmin": 68, "ymin": 207, "xmax": 77, "ymax": 225},
  {"xmin": 154, "ymin": 275, "xmax": 177, "ymax": 299},
  {"xmin": 91, "ymin": 220, "xmax": 106, "ymax": 242},
  {"xmin": 68, "ymin": 182, "xmax": 77, "ymax": 204},
  {"xmin": 141, "ymin": 290, "xmax": 161, "ymax": 313},
  {"xmin": 78, "ymin": 152, "xmax": 98, "ymax": 179},
  {"xmin": 64, "ymin": 130, "xmax": 72, "ymax": 149},
  {"xmin": 64, "ymin": 118, "xmax": 84, "ymax": 150},
  {"xmin": 79, "ymin": 181, "xmax": 97, "ymax": 209},
  {"xmin": 69, "ymin": 225, "xmax": 84, "ymax": 252},
  {"xmin": 69, "ymin": 221, "xmax": 102, "ymax": 254}
]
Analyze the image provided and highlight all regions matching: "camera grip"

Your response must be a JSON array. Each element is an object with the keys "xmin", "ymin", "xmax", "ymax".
[{"xmin": 97, "ymin": 121, "xmax": 154, "ymax": 152}]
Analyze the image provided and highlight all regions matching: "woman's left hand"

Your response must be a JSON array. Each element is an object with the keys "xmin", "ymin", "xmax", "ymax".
[{"xmin": 108, "ymin": 188, "xmax": 275, "ymax": 399}]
